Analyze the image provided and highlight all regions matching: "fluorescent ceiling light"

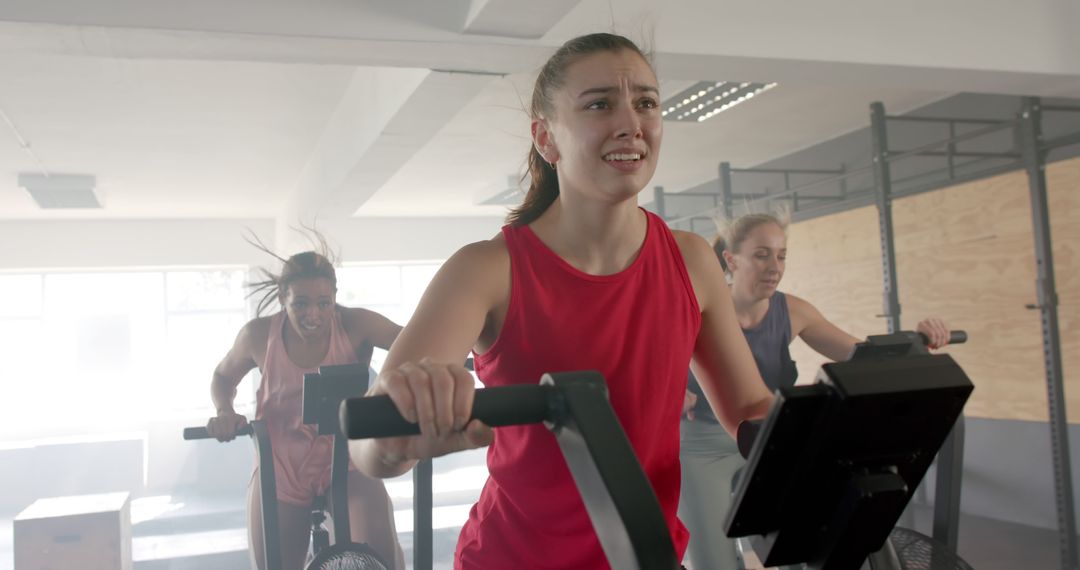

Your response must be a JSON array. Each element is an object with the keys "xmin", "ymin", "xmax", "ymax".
[
  {"xmin": 662, "ymin": 81, "xmax": 778, "ymax": 123},
  {"xmin": 18, "ymin": 173, "xmax": 101, "ymax": 209}
]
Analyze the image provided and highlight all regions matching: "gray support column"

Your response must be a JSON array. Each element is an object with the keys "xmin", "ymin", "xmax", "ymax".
[
  {"xmin": 785, "ymin": 172, "xmax": 798, "ymax": 213},
  {"xmin": 1019, "ymin": 96, "xmax": 1079, "ymax": 570},
  {"xmin": 869, "ymin": 102, "xmax": 902, "ymax": 333},
  {"xmin": 933, "ymin": 417, "xmax": 964, "ymax": 555},
  {"xmin": 654, "ymin": 186, "xmax": 666, "ymax": 220},
  {"xmin": 720, "ymin": 162, "xmax": 734, "ymax": 220},
  {"xmin": 414, "ymin": 458, "xmax": 433, "ymax": 570}
]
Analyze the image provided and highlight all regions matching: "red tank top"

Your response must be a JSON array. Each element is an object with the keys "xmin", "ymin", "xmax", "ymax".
[{"xmin": 457, "ymin": 210, "xmax": 701, "ymax": 569}]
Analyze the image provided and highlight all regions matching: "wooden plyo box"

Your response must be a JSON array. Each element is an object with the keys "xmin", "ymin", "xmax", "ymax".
[{"xmin": 14, "ymin": 492, "xmax": 132, "ymax": 570}]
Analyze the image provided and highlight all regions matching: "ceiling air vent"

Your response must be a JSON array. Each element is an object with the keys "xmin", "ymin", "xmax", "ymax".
[{"xmin": 18, "ymin": 173, "xmax": 101, "ymax": 209}]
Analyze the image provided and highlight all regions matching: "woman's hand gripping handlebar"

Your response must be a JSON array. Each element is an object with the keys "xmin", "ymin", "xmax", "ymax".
[{"xmin": 344, "ymin": 361, "xmax": 495, "ymax": 477}]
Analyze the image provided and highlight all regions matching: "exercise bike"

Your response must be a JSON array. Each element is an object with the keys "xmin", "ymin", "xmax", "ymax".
[
  {"xmin": 184, "ymin": 365, "xmax": 388, "ymax": 570},
  {"xmin": 728, "ymin": 330, "xmax": 975, "ymax": 570},
  {"xmin": 340, "ymin": 330, "xmax": 976, "ymax": 570}
]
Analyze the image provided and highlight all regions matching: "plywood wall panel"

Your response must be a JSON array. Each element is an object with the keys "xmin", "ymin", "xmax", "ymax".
[{"xmin": 777, "ymin": 156, "xmax": 1079, "ymax": 422}]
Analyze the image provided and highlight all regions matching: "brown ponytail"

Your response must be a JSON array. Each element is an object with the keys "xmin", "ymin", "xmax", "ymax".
[
  {"xmin": 712, "ymin": 235, "xmax": 730, "ymax": 272},
  {"xmin": 508, "ymin": 147, "xmax": 560, "ymax": 226}
]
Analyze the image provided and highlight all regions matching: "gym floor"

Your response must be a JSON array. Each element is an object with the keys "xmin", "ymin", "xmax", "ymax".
[
  {"xmin": 904, "ymin": 504, "xmax": 1060, "ymax": 570},
  {"xmin": 0, "ymin": 500, "xmax": 1063, "ymax": 569}
]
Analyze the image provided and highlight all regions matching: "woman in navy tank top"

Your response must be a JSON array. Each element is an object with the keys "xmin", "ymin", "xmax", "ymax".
[
  {"xmin": 678, "ymin": 213, "xmax": 952, "ymax": 569},
  {"xmin": 349, "ymin": 33, "xmax": 776, "ymax": 569}
]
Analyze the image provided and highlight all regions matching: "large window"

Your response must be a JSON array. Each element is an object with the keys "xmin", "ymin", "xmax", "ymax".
[
  {"xmin": 0, "ymin": 260, "xmax": 488, "ymax": 564},
  {"xmin": 0, "ymin": 261, "xmax": 447, "ymax": 443},
  {"xmin": 0, "ymin": 268, "xmax": 250, "ymax": 441},
  {"xmin": 336, "ymin": 261, "xmax": 442, "ymax": 372}
]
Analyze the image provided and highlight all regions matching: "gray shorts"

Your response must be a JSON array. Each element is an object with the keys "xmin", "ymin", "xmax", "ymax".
[{"xmin": 678, "ymin": 419, "xmax": 746, "ymax": 570}]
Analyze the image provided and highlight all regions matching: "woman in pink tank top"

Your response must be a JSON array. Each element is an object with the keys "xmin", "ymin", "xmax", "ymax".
[
  {"xmin": 349, "ymin": 33, "xmax": 775, "ymax": 569},
  {"xmin": 205, "ymin": 247, "xmax": 405, "ymax": 569}
]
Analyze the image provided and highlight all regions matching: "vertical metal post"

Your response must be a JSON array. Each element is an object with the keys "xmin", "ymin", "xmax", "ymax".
[
  {"xmin": 653, "ymin": 185, "xmax": 666, "ymax": 220},
  {"xmin": 414, "ymin": 458, "xmax": 434, "ymax": 570},
  {"xmin": 870, "ymin": 102, "xmax": 902, "ymax": 333},
  {"xmin": 839, "ymin": 165, "xmax": 848, "ymax": 200},
  {"xmin": 947, "ymin": 122, "xmax": 957, "ymax": 180},
  {"xmin": 720, "ymin": 162, "xmax": 734, "ymax": 220},
  {"xmin": 785, "ymin": 172, "xmax": 797, "ymax": 213},
  {"xmin": 1019, "ymin": 96, "xmax": 1078, "ymax": 570},
  {"xmin": 933, "ymin": 417, "xmax": 964, "ymax": 555}
]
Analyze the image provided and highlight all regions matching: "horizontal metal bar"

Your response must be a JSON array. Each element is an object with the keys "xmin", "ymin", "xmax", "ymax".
[
  {"xmin": 1040, "ymin": 105, "xmax": 1080, "ymax": 114},
  {"xmin": 790, "ymin": 192, "xmax": 876, "ymax": 223},
  {"xmin": 669, "ymin": 155, "xmax": 1025, "ymax": 228},
  {"xmin": 666, "ymin": 164, "xmax": 874, "ymax": 226},
  {"xmin": 891, "ymin": 150, "xmax": 1020, "ymax": 160},
  {"xmin": 884, "ymin": 115, "xmax": 1009, "ymax": 125},
  {"xmin": 764, "ymin": 194, "xmax": 846, "ymax": 202},
  {"xmin": 884, "ymin": 119, "xmax": 1017, "ymax": 164},
  {"xmin": 666, "ymin": 208, "xmax": 725, "ymax": 227},
  {"xmin": 791, "ymin": 160, "xmax": 1023, "ymax": 222},
  {"xmin": 665, "ymin": 191, "xmax": 722, "ymax": 197},
  {"xmin": 744, "ymin": 165, "xmax": 873, "ymax": 201},
  {"xmin": 658, "ymin": 190, "xmax": 790, "ymax": 202},
  {"xmin": 666, "ymin": 190, "xmax": 846, "ymax": 201},
  {"xmin": 1042, "ymin": 131, "xmax": 1080, "ymax": 151},
  {"xmin": 891, "ymin": 160, "xmax": 1024, "ymax": 199},
  {"xmin": 729, "ymin": 167, "xmax": 845, "ymax": 175}
]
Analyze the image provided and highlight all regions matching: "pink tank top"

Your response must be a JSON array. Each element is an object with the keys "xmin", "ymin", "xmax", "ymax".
[
  {"xmin": 256, "ymin": 309, "xmax": 359, "ymax": 506},
  {"xmin": 458, "ymin": 210, "xmax": 701, "ymax": 569}
]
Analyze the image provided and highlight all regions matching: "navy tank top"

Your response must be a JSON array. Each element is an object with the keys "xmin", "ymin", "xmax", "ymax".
[{"xmin": 687, "ymin": 291, "xmax": 798, "ymax": 424}]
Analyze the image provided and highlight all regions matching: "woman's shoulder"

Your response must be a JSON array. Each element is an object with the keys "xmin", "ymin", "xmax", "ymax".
[
  {"xmin": 237, "ymin": 314, "xmax": 275, "ymax": 347},
  {"xmin": 781, "ymin": 292, "xmax": 825, "ymax": 331},
  {"xmin": 670, "ymin": 230, "xmax": 713, "ymax": 268},
  {"xmin": 441, "ymin": 235, "xmax": 511, "ymax": 285},
  {"xmin": 459, "ymin": 233, "xmax": 510, "ymax": 262},
  {"xmin": 782, "ymin": 292, "xmax": 813, "ymax": 314},
  {"xmin": 670, "ymin": 230, "xmax": 725, "ymax": 312}
]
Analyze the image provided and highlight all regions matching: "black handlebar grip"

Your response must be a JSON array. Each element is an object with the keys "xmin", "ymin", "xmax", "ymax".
[
  {"xmin": 341, "ymin": 384, "xmax": 555, "ymax": 439},
  {"xmin": 183, "ymin": 427, "xmax": 211, "ymax": 440},
  {"xmin": 183, "ymin": 424, "xmax": 253, "ymax": 440},
  {"xmin": 917, "ymin": 330, "xmax": 967, "ymax": 347}
]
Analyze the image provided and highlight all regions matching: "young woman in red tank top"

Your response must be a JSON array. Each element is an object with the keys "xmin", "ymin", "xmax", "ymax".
[
  {"xmin": 205, "ymin": 246, "xmax": 406, "ymax": 569},
  {"xmin": 349, "ymin": 33, "xmax": 774, "ymax": 569}
]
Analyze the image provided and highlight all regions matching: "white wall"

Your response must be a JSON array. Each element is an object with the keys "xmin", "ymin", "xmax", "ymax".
[
  {"xmin": 321, "ymin": 216, "xmax": 505, "ymax": 262},
  {"xmin": 0, "ymin": 219, "xmax": 275, "ymax": 269},
  {"xmin": 0, "ymin": 216, "xmax": 504, "ymax": 270}
]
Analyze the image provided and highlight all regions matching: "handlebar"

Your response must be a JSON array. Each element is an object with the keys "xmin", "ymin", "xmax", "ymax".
[
  {"xmin": 921, "ymin": 330, "xmax": 967, "ymax": 345},
  {"xmin": 340, "ymin": 384, "xmax": 554, "ymax": 439},
  {"xmin": 183, "ymin": 424, "xmax": 254, "ymax": 440}
]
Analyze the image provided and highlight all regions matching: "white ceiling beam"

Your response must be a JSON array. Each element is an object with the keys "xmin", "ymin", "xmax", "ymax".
[
  {"xmin": 463, "ymin": 0, "xmax": 584, "ymax": 39},
  {"xmin": 275, "ymin": 66, "xmax": 430, "ymax": 251},
  {"xmin": 330, "ymin": 70, "xmax": 500, "ymax": 215},
  {"xmin": 1, "ymin": 20, "xmax": 1076, "ymax": 98},
  {"xmin": 274, "ymin": 68, "xmax": 499, "ymax": 252},
  {"xmin": 1, "ymin": 0, "xmax": 1076, "ymax": 82}
]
